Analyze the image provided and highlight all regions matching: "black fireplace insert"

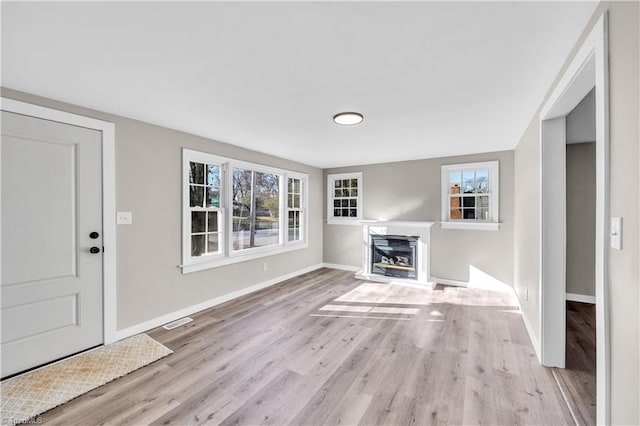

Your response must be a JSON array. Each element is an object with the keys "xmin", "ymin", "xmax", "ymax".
[{"xmin": 371, "ymin": 234, "xmax": 418, "ymax": 279}]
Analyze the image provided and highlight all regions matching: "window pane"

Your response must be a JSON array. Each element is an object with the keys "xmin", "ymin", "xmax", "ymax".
[
  {"xmin": 350, "ymin": 199, "xmax": 357, "ymax": 207},
  {"xmin": 335, "ymin": 179, "xmax": 342, "ymax": 188},
  {"xmin": 191, "ymin": 211, "xmax": 206, "ymax": 233},
  {"xmin": 293, "ymin": 194, "xmax": 300, "ymax": 208},
  {"xmin": 191, "ymin": 235, "xmax": 205, "ymax": 257},
  {"xmin": 342, "ymin": 189, "xmax": 350, "ymax": 197},
  {"xmin": 207, "ymin": 233, "xmax": 219, "ymax": 253},
  {"xmin": 233, "ymin": 205, "xmax": 250, "ymax": 229},
  {"xmin": 450, "ymin": 196, "xmax": 462, "ymax": 219},
  {"xmin": 463, "ymin": 170, "xmax": 475, "ymax": 193},
  {"xmin": 450, "ymin": 194, "xmax": 462, "ymax": 219},
  {"xmin": 334, "ymin": 189, "xmax": 341, "ymax": 197},
  {"xmin": 207, "ymin": 164, "xmax": 220, "ymax": 187},
  {"xmin": 478, "ymin": 196, "xmax": 489, "ymax": 208},
  {"xmin": 342, "ymin": 179, "xmax": 350, "ymax": 188},
  {"xmin": 342, "ymin": 208, "xmax": 349, "ymax": 216},
  {"xmin": 334, "ymin": 209, "xmax": 341, "ymax": 217},
  {"xmin": 350, "ymin": 189, "xmax": 358, "ymax": 197},
  {"xmin": 254, "ymin": 172, "xmax": 280, "ymax": 247},
  {"xmin": 232, "ymin": 228, "xmax": 250, "ymax": 250},
  {"xmin": 476, "ymin": 170, "xmax": 489, "ymax": 193},
  {"xmin": 294, "ymin": 179, "xmax": 301, "ymax": 193},
  {"xmin": 477, "ymin": 207, "xmax": 489, "ymax": 220},
  {"xmin": 232, "ymin": 169, "xmax": 280, "ymax": 250},
  {"xmin": 450, "ymin": 183, "xmax": 461, "ymax": 195},
  {"xmin": 462, "ymin": 196, "xmax": 475, "ymax": 208},
  {"xmin": 207, "ymin": 211, "xmax": 218, "ymax": 232},
  {"xmin": 207, "ymin": 188, "xmax": 220, "ymax": 207},
  {"xmin": 349, "ymin": 209, "xmax": 357, "ymax": 217},
  {"xmin": 232, "ymin": 168, "xmax": 252, "ymax": 249},
  {"xmin": 350, "ymin": 179, "xmax": 358, "ymax": 188},
  {"xmin": 288, "ymin": 178, "xmax": 293, "ymax": 192},
  {"xmin": 463, "ymin": 209, "xmax": 475, "ymax": 219},
  {"xmin": 190, "ymin": 162, "xmax": 204, "ymax": 184},
  {"xmin": 333, "ymin": 200, "xmax": 340, "ymax": 208},
  {"xmin": 341, "ymin": 199, "xmax": 349, "ymax": 207},
  {"xmin": 449, "ymin": 171, "xmax": 461, "ymax": 185},
  {"xmin": 288, "ymin": 210, "xmax": 300, "ymax": 242},
  {"xmin": 190, "ymin": 185, "xmax": 204, "ymax": 207}
]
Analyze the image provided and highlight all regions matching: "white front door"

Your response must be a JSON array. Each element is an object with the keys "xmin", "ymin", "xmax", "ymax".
[{"xmin": 1, "ymin": 110, "xmax": 104, "ymax": 378}]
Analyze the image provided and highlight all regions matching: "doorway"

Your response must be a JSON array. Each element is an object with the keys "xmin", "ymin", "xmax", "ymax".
[
  {"xmin": 0, "ymin": 97, "xmax": 117, "ymax": 377},
  {"xmin": 538, "ymin": 13, "xmax": 610, "ymax": 425},
  {"xmin": 554, "ymin": 89, "xmax": 597, "ymax": 425}
]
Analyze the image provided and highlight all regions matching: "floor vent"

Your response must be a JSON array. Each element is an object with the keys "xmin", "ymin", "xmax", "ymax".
[{"xmin": 162, "ymin": 317, "xmax": 193, "ymax": 330}]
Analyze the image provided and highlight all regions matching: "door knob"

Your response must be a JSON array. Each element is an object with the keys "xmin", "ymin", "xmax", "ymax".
[
  {"xmin": 90, "ymin": 247, "xmax": 101, "ymax": 254},
  {"xmin": 90, "ymin": 232, "xmax": 100, "ymax": 239}
]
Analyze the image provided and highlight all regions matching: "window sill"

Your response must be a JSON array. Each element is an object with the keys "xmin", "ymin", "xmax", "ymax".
[
  {"xmin": 326, "ymin": 218, "xmax": 362, "ymax": 226},
  {"xmin": 180, "ymin": 242, "xmax": 308, "ymax": 274},
  {"xmin": 440, "ymin": 221, "xmax": 501, "ymax": 231}
]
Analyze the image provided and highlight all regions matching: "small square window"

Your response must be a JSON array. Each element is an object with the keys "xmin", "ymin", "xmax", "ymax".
[
  {"xmin": 441, "ymin": 161, "xmax": 499, "ymax": 230},
  {"xmin": 327, "ymin": 172, "xmax": 362, "ymax": 224}
]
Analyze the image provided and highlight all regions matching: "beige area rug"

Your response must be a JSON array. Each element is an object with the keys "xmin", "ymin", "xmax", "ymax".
[{"xmin": 1, "ymin": 333, "xmax": 172, "ymax": 424}]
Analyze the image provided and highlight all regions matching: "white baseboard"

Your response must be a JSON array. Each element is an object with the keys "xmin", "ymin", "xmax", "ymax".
[
  {"xmin": 566, "ymin": 293, "xmax": 596, "ymax": 304},
  {"xmin": 511, "ymin": 288, "xmax": 541, "ymax": 362},
  {"xmin": 321, "ymin": 263, "xmax": 359, "ymax": 272},
  {"xmin": 115, "ymin": 263, "xmax": 324, "ymax": 341}
]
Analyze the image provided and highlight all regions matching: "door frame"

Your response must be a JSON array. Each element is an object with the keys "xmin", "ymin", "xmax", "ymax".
[
  {"xmin": 1, "ymin": 97, "xmax": 117, "ymax": 345},
  {"xmin": 538, "ymin": 12, "xmax": 610, "ymax": 425}
]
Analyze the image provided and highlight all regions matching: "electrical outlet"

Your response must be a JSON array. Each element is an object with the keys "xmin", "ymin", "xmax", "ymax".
[
  {"xmin": 262, "ymin": 262, "xmax": 268, "ymax": 272},
  {"xmin": 117, "ymin": 211, "xmax": 132, "ymax": 225}
]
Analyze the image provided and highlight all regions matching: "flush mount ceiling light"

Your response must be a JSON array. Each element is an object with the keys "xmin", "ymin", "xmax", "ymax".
[{"xmin": 333, "ymin": 112, "xmax": 364, "ymax": 126}]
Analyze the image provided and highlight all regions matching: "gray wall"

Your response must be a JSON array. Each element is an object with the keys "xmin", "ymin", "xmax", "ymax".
[
  {"xmin": 1, "ymin": 88, "xmax": 324, "ymax": 331},
  {"xmin": 566, "ymin": 88, "xmax": 596, "ymax": 144},
  {"xmin": 324, "ymin": 150, "xmax": 514, "ymax": 286},
  {"xmin": 566, "ymin": 142, "xmax": 596, "ymax": 297},
  {"xmin": 514, "ymin": 2, "xmax": 639, "ymax": 423}
]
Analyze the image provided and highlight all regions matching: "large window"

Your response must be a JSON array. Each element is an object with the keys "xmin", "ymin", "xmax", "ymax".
[
  {"xmin": 231, "ymin": 167, "xmax": 281, "ymax": 250},
  {"xmin": 327, "ymin": 172, "xmax": 362, "ymax": 224},
  {"xmin": 441, "ymin": 161, "xmax": 499, "ymax": 230},
  {"xmin": 182, "ymin": 149, "xmax": 308, "ymax": 273}
]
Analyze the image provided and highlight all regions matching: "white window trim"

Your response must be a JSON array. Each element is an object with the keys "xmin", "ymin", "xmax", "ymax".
[
  {"xmin": 285, "ymin": 172, "xmax": 307, "ymax": 246},
  {"xmin": 183, "ymin": 150, "xmax": 227, "ymax": 265},
  {"xmin": 181, "ymin": 149, "xmax": 308, "ymax": 273},
  {"xmin": 440, "ymin": 160, "xmax": 500, "ymax": 231},
  {"xmin": 326, "ymin": 172, "xmax": 363, "ymax": 225}
]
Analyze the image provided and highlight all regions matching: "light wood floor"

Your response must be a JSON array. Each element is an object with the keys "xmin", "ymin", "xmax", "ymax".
[
  {"xmin": 553, "ymin": 301, "xmax": 597, "ymax": 426},
  {"xmin": 41, "ymin": 268, "xmax": 574, "ymax": 425}
]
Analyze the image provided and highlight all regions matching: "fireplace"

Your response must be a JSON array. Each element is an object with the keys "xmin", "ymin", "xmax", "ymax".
[
  {"xmin": 356, "ymin": 220, "xmax": 435, "ymax": 288},
  {"xmin": 371, "ymin": 234, "xmax": 418, "ymax": 279}
]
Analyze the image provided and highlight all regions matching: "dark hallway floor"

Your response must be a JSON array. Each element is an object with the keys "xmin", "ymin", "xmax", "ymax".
[{"xmin": 553, "ymin": 301, "xmax": 597, "ymax": 425}]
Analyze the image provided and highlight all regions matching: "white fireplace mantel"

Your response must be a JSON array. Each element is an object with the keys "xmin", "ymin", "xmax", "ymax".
[{"xmin": 355, "ymin": 220, "xmax": 436, "ymax": 288}]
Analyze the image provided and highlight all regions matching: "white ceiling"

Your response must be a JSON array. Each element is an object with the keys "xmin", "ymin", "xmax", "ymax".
[{"xmin": 1, "ymin": 1, "xmax": 598, "ymax": 169}]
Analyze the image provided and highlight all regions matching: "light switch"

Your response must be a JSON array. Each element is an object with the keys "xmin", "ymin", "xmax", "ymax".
[
  {"xmin": 117, "ymin": 211, "xmax": 133, "ymax": 225},
  {"xmin": 610, "ymin": 217, "xmax": 622, "ymax": 250}
]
